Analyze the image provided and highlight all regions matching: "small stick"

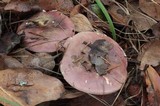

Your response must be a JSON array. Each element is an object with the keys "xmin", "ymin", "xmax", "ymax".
[
  {"xmin": 100, "ymin": 56, "xmax": 110, "ymax": 64},
  {"xmin": 100, "ymin": 56, "xmax": 120, "ymax": 72},
  {"xmin": 73, "ymin": 56, "xmax": 84, "ymax": 63}
]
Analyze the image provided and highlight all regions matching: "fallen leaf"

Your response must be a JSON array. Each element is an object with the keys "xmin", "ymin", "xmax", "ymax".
[
  {"xmin": 61, "ymin": 90, "xmax": 84, "ymax": 99},
  {"xmin": 138, "ymin": 40, "xmax": 160, "ymax": 70},
  {"xmin": 139, "ymin": 0, "xmax": 160, "ymax": 20},
  {"xmin": 0, "ymin": 32, "xmax": 22, "ymax": 54},
  {"xmin": 0, "ymin": 56, "xmax": 5, "ymax": 70},
  {"xmin": 151, "ymin": 22, "xmax": 160, "ymax": 39},
  {"xmin": 108, "ymin": 3, "xmax": 157, "ymax": 31},
  {"xmin": 58, "ymin": 0, "xmax": 74, "ymax": 14},
  {"xmin": 0, "ymin": 14, "xmax": 2, "ymax": 35},
  {"xmin": 101, "ymin": 0, "xmax": 113, "ymax": 5},
  {"xmin": 70, "ymin": 13, "xmax": 94, "ymax": 32},
  {"xmin": 4, "ymin": 0, "xmax": 39, "ymax": 12},
  {"xmin": 70, "ymin": 0, "xmax": 88, "ymax": 16},
  {"xmin": 19, "ymin": 51, "xmax": 59, "ymax": 74},
  {"xmin": 36, "ymin": 0, "xmax": 64, "ymax": 11},
  {"xmin": 1, "ymin": 0, "xmax": 11, "ymax": 3},
  {"xmin": 130, "ymin": 9, "xmax": 156, "ymax": 31},
  {"xmin": 146, "ymin": 66, "xmax": 160, "ymax": 92},
  {"xmin": 70, "ymin": 4, "xmax": 81, "ymax": 16},
  {"xmin": 108, "ymin": 4, "xmax": 130, "ymax": 26},
  {"xmin": 68, "ymin": 93, "xmax": 123, "ymax": 106},
  {"xmin": 0, "ymin": 68, "xmax": 65, "ymax": 106},
  {"xmin": 127, "ymin": 84, "xmax": 141, "ymax": 99},
  {"xmin": 145, "ymin": 66, "xmax": 160, "ymax": 106},
  {"xmin": 154, "ymin": 0, "xmax": 160, "ymax": 4},
  {"xmin": 4, "ymin": 56, "xmax": 24, "ymax": 68}
]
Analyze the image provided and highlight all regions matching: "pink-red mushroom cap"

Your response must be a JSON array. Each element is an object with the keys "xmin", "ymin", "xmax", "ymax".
[
  {"xmin": 60, "ymin": 32, "xmax": 127, "ymax": 95},
  {"xmin": 17, "ymin": 10, "xmax": 75, "ymax": 52}
]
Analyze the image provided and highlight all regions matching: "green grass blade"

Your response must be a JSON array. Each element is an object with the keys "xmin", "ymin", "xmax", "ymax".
[
  {"xmin": 95, "ymin": 0, "xmax": 117, "ymax": 40},
  {"xmin": 0, "ymin": 97, "xmax": 21, "ymax": 106}
]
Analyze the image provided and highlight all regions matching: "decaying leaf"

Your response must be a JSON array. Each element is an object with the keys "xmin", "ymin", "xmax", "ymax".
[
  {"xmin": 58, "ymin": 0, "xmax": 74, "ymax": 14},
  {"xmin": 70, "ymin": 4, "xmax": 81, "ymax": 16},
  {"xmin": 70, "ymin": 0, "xmax": 88, "ymax": 16},
  {"xmin": 130, "ymin": 3, "xmax": 157, "ymax": 30},
  {"xmin": 0, "ymin": 68, "xmax": 65, "ymax": 106},
  {"xmin": 20, "ymin": 52, "xmax": 58, "ymax": 73},
  {"xmin": 0, "ymin": 32, "xmax": 22, "ymax": 54},
  {"xmin": 101, "ymin": 0, "xmax": 113, "ymax": 5},
  {"xmin": 154, "ymin": 0, "xmax": 160, "ymax": 4},
  {"xmin": 68, "ymin": 93, "xmax": 124, "ymax": 106},
  {"xmin": 139, "ymin": 0, "xmax": 160, "ymax": 20},
  {"xmin": 151, "ymin": 22, "xmax": 160, "ymax": 39},
  {"xmin": 4, "ymin": 0, "xmax": 72, "ymax": 12},
  {"xmin": 108, "ymin": 4, "xmax": 130, "ymax": 26},
  {"xmin": 145, "ymin": 66, "xmax": 160, "ymax": 106},
  {"xmin": 0, "ymin": 14, "xmax": 1, "ymax": 35},
  {"xmin": 1, "ymin": 0, "xmax": 11, "ymax": 3},
  {"xmin": 61, "ymin": 90, "xmax": 84, "ymax": 99},
  {"xmin": 0, "ymin": 56, "xmax": 5, "ymax": 70},
  {"xmin": 108, "ymin": 3, "xmax": 157, "ymax": 31},
  {"xmin": 130, "ymin": 9, "xmax": 156, "ymax": 31},
  {"xmin": 4, "ymin": 56, "xmax": 23, "ymax": 68},
  {"xmin": 35, "ymin": 0, "xmax": 64, "ymax": 10},
  {"xmin": 70, "ymin": 13, "xmax": 94, "ymax": 32},
  {"xmin": 138, "ymin": 40, "xmax": 160, "ymax": 70},
  {"xmin": 4, "ymin": 0, "xmax": 39, "ymax": 12}
]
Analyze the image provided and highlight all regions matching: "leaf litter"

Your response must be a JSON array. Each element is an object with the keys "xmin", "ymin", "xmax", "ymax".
[{"xmin": 0, "ymin": 0, "xmax": 160, "ymax": 106}]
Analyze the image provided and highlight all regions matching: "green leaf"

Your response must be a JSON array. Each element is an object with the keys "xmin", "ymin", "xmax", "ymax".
[
  {"xmin": 95, "ymin": 0, "xmax": 117, "ymax": 40},
  {"xmin": 0, "ymin": 97, "xmax": 21, "ymax": 106}
]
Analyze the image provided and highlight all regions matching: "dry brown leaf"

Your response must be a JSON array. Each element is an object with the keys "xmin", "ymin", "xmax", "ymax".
[
  {"xmin": 145, "ymin": 66, "xmax": 160, "ymax": 106},
  {"xmin": 1, "ymin": 0, "xmax": 11, "ymax": 3},
  {"xmin": 146, "ymin": 66, "xmax": 160, "ymax": 93},
  {"xmin": 4, "ymin": 56, "xmax": 24, "ymax": 68},
  {"xmin": 151, "ymin": 22, "xmax": 160, "ymax": 39},
  {"xmin": 20, "ymin": 52, "xmax": 56, "ymax": 71},
  {"xmin": 68, "ymin": 93, "xmax": 124, "ymax": 106},
  {"xmin": 101, "ymin": 0, "xmax": 113, "ymax": 5},
  {"xmin": 70, "ymin": 4, "xmax": 81, "ymax": 16},
  {"xmin": 128, "ymin": 4, "xmax": 157, "ymax": 31},
  {"xmin": 0, "ymin": 68, "xmax": 65, "ymax": 106},
  {"xmin": 154, "ymin": 0, "xmax": 160, "ymax": 4},
  {"xmin": 58, "ymin": 0, "xmax": 74, "ymax": 14},
  {"xmin": 139, "ymin": 40, "xmax": 160, "ymax": 70},
  {"xmin": 108, "ymin": 3, "xmax": 156, "ymax": 31},
  {"xmin": 70, "ymin": 13, "xmax": 94, "ymax": 32},
  {"xmin": 35, "ymin": 0, "xmax": 64, "ymax": 10},
  {"xmin": 0, "ymin": 32, "xmax": 22, "ymax": 54},
  {"xmin": 0, "ymin": 56, "xmax": 5, "ymax": 70},
  {"xmin": 108, "ymin": 4, "xmax": 130, "ymax": 26},
  {"xmin": 61, "ymin": 90, "xmax": 84, "ymax": 99},
  {"xmin": 4, "ymin": 1, "xmax": 35, "ymax": 12},
  {"xmin": 139, "ymin": 0, "xmax": 160, "ymax": 20}
]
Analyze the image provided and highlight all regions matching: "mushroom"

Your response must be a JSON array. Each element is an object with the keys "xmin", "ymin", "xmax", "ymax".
[
  {"xmin": 17, "ymin": 10, "xmax": 75, "ymax": 52},
  {"xmin": 60, "ymin": 32, "xmax": 127, "ymax": 95}
]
